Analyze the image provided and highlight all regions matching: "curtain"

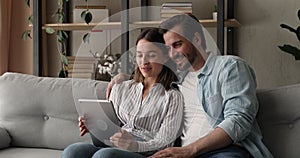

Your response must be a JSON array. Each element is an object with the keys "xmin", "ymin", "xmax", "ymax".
[
  {"xmin": 0, "ymin": 0, "xmax": 33, "ymax": 75},
  {"xmin": 0, "ymin": 0, "xmax": 11, "ymax": 75}
]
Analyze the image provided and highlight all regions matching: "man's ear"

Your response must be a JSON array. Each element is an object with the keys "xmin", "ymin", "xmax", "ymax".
[{"xmin": 193, "ymin": 32, "xmax": 202, "ymax": 46}]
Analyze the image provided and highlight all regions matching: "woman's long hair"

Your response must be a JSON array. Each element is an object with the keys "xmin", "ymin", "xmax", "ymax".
[{"xmin": 133, "ymin": 28, "xmax": 178, "ymax": 90}]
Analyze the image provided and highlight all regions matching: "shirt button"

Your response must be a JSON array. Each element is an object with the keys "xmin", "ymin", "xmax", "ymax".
[{"xmin": 43, "ymin": 115, "xmax": 49, "ymax": 121}]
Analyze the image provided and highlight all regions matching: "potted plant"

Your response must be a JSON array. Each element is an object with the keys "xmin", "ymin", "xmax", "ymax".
[
  {"xmin": 278, "ymin": 9, "xmax": 300, "ymax": 60},
  {"xmin": 22, "ymin": 0, "xmax": 93, "ymax": 77},
  {"xmin": 213, "ymin": 4, "xmax": 217, "ymax": 21}
]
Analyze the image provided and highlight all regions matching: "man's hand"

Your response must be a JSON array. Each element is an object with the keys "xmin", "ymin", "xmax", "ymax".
[
  {"xmin": 149, "ymin": 146, "xmax": 196, "ymax": 158},
  {"xmin": 110, "ymin": 129, "xmax": 138, "ymax": 151},
  {"xmin": 106, "ymin": 73, "xmax": 131, "ymax": 99},
  {"xmin": 149, "ymin": 128, "xmax": 233, "ymax": 158},
  {"xmin": 78, "ymin": 116, "xmax": 89, "ymax": 136}
]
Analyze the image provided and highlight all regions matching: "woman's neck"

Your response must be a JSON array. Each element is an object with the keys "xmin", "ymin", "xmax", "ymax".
[{"xmin": 142, "ymin": 77, "xmax": 156, "ymax": 100}]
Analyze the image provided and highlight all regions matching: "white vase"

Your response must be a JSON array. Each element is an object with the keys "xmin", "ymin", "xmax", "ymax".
[{"xmin": 213, "ymin": 12, "xmax": 217, "ymax": 20}]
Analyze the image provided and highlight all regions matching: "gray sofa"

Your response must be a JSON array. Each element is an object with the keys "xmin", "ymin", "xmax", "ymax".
[
  {"xmin": 0, "ymin": 72, "xmax": 299, "ymax": 158},
  {"xmin": 256, "ymin": 84, "xmax": 300, "ymax": 158},
  {"xmin": 0, "ymin": 72, "xmax": 108, "ymax": 158}
]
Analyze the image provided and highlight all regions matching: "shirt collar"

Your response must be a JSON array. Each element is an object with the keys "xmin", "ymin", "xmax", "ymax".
[
  {"xmin": 171, "ymin": 52, "xmax": 217, "ymax": 85},
  {"xmin": 198, "ymin": 52, "xmax": 216, "ymax": 77}
]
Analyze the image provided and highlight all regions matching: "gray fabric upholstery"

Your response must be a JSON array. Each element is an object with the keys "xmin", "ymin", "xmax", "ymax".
[
  {"xmin": 257, "ymin": 83, "xmax": 300, "ymax": 158},
  {"xmin": 0, "ymin": 127, "xmax": 10, "ymax": 149},
  {"xmin": 0, "ymin": 72, "xmax": 108, "ymax": 158},
  {"xmin": 0, "ymin": 147, "xmax": 62, "ymax": 158}
]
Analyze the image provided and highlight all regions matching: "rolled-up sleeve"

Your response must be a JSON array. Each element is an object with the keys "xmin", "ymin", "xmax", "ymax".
[{"xmin": 217, "ymin": 60, "xmax": 259, "ymax": 143}]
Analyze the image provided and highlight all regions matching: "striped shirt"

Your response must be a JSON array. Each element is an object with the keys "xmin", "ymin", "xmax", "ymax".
[{"xmin": 109, "ymin": 80, "xmax": 184, "ymax": 152}]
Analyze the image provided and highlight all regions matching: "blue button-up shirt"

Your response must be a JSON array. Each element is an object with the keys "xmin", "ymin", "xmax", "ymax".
[{"xmin": 176, "ymin": 53, "xmax": 273, "ymax": 158}]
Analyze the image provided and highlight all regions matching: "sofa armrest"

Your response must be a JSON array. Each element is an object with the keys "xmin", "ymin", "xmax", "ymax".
[{"xmin": 0, "ymin": 127, "xmax": 11, "ymax": 149}]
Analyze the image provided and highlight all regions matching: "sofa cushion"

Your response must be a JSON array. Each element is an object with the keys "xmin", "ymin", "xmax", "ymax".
[
  {"xmin": 0, "ymin": 147, "xmax": 61, "ymax": 158},
  {"xmin": 0, "ymin": 127, "xmax": 10, "ymax": 149},
  {"xmin": 0, "ymin": 72, "xmax": 108, "ymax": 150},
  {"xmin": 257, "ymin": 83, "xmax": 300, "ymax": 158}
]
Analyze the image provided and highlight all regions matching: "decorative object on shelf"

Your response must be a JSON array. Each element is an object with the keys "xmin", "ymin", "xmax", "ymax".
[
  {"xmin": 278, "ymin": 9, "xmax": 300, "ymax": 60},
  {"xmin": 93, "ymin": 53, "xmax": 118, "ymax": 81},
  {"xmin": 213, "ymin": 4, "xmax": 218, "ymax": 21},
  {"xmin": 90, "ymin": 50, "xmax": 136, "ymax": 81}
]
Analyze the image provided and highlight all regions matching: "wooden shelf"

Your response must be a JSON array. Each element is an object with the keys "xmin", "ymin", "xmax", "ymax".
[
  {"xmin": 132, "ymin": 19, "xmax": 241, "ymax": 28},
  {"xmin": 39, "ymin": 19, "xmax": 241, "ymax": 31},
  {"xmin": 42, "ymin": 22, "xmax": 121, "ymax": 31}
]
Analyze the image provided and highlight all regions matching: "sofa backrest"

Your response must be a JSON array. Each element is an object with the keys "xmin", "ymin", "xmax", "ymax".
[
  {"xmin": 0, "ymin": 72, "xmax": 108, "ymax": 150},
  {"xmin": 257, "ymin": 83, "xmax": 300, "ymax": 158}
]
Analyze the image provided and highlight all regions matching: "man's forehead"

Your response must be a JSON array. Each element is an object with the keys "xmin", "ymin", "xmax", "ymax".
[{"xmin": 164, "ymin": 32, "xmax": 186, "ymax": 47}]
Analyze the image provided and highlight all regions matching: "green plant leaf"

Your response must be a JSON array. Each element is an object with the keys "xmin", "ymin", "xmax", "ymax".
[
  {"xmin": 45, "ymin": 27, "xmax": 56, "ymax": 34},
  {"xmin": 83, "ymin": 33, "xmax": 90, "ymax": 43},
  {"xmin": 57, "ymin": 30, "xmax": 68, "ymax": 43},
  {"xmin": 214, "ymin": 5, "xmax": 217, "ymax": 12},
  {"xmin": 280, "ymin": 24, "xmax": 296, "ymax": 33},
  {"xmin": 298, "ymin": 9, "xmax": 300, "ymax": 20},
  {"xmin": 81, "ymin": 10, "xmax": 93, "ymax": 24},
  {"xmin": 58, "ymin": 69, "xmax": 68, "ymax": 78},
  {"xmin": 280, "ymin": 24, "xmax": 300, "ymax": 41},
  {"xmin": 62, "ymin": 30, "xmax": 68, "ymax": 39},
  {"xmin": 81, "ymin": 10, "xmax": 87, "ymax": 21},
  {"xmin": 85, "ymin": 12, "xmax": 93, "ymax": 24},
  {"xmin": 60, "ymin": 54, "xmax": 68, "ymax": 66},
  {"xmin": 57, "ymin": 13, "xmax": 64, "ymax": 23},
  {"xmin": 57, "ymin": 0, "xmax": 63, "ymax": 6},
  {"xmin": 278, "ymin": 44, "xmax": 300, "ymax": 60},
  {"xmin": 27, "ymin": 15, "xmax": 33, "ymax": 24},
  {"xmin": 296, "ymin": 26, "xmax": 300, "ymax": 41},
  {"xmin": 21, "ymin": 30, "xmax": 31, "ymax": 40},
  {"xmin": 25, "ymin": 0, "xmax": 30, "ymax": 7}
]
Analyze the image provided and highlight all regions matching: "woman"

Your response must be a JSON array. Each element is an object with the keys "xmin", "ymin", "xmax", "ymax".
[{"xmin": 61, "ymin": 28, "xmax": 183, "ymax": 158}]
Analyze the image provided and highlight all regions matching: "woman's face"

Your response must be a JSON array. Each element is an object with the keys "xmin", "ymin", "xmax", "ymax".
[{"xmin": 136, "ymin": 39, "xmax": 168, "ymax": 79}]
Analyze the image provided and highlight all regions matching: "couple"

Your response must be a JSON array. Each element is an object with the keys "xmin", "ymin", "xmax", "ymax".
[{"xmin": 62, "ymin": 13, "xmax": 273, "ymax": 158}]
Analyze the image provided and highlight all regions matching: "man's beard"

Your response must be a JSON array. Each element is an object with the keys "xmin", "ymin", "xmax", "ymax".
[{"xmin": 177, "ymin": 47, "xmax": 198, "ymax": 71}]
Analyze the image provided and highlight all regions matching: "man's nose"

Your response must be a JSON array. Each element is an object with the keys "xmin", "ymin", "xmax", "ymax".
[{"xmin": 168, "ymin": 47, "xmax": 176, "ymax": 58}]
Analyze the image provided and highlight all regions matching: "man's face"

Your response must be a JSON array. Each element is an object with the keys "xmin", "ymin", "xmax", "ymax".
[{"xmin": 163, "ymin": 25, "xmax": 199, "ymax": 71}]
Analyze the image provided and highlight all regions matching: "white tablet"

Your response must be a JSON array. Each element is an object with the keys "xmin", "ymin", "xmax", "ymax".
[{"xmin": 77, "ymin": 99, "xmax": 121, "ymax": 146}]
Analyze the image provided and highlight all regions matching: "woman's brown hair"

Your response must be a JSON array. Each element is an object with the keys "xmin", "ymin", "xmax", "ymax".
[{"xmin": 133, "ymin": 28, "xmax": 178, "ymax": 90}]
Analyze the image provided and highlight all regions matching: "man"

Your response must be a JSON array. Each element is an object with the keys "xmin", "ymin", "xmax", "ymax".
[{"xmin": 107, "ymin": 14, "xmax": 273, "ymax": 158}]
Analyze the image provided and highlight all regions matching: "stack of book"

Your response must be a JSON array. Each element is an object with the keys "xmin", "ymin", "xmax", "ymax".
[
  {"xmin": 160, "ymin": 2, "xmax": 192, "ymax": 21},
  {"xmin": 67, "ymin": 56, "xmax": 97, "ymax": 79}
]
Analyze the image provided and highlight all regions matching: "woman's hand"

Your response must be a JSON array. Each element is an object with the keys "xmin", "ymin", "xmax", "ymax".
[
  {"xmin": 78, "ymin": 116, "xmax": 89, "ymax": 136},
  {"xmin": 110, "ymin": 129, "xmax": 138, "ymax": 151}
]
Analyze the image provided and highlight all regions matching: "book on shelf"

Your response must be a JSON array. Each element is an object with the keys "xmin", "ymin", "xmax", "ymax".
[
  {"xmin": 161, "ymin": 2, "xmax": 192, "ymax": 21},
  {"xmin": 68, "ymin": 72, "xmax": 93, "ymax": 79},
  {"xmin": 161, "ymin": 2, "xmax": 192, "ymax": 8},
  {"xmin": 160, "ymin": 7, "xmax": 192, "ymax": 13},
  {"xmin": 67, "ymin": 56, "xmax": 96, "ymax": 79}
]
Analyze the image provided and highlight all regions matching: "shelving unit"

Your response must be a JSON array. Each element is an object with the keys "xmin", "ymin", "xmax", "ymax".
[
  {"xmin": 40, "ymin": 19, "xmax": 240, "ymax": 31},
  {"xmin": 32, "ymin": 0, "xmax": 239, "ymax": 76}
]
